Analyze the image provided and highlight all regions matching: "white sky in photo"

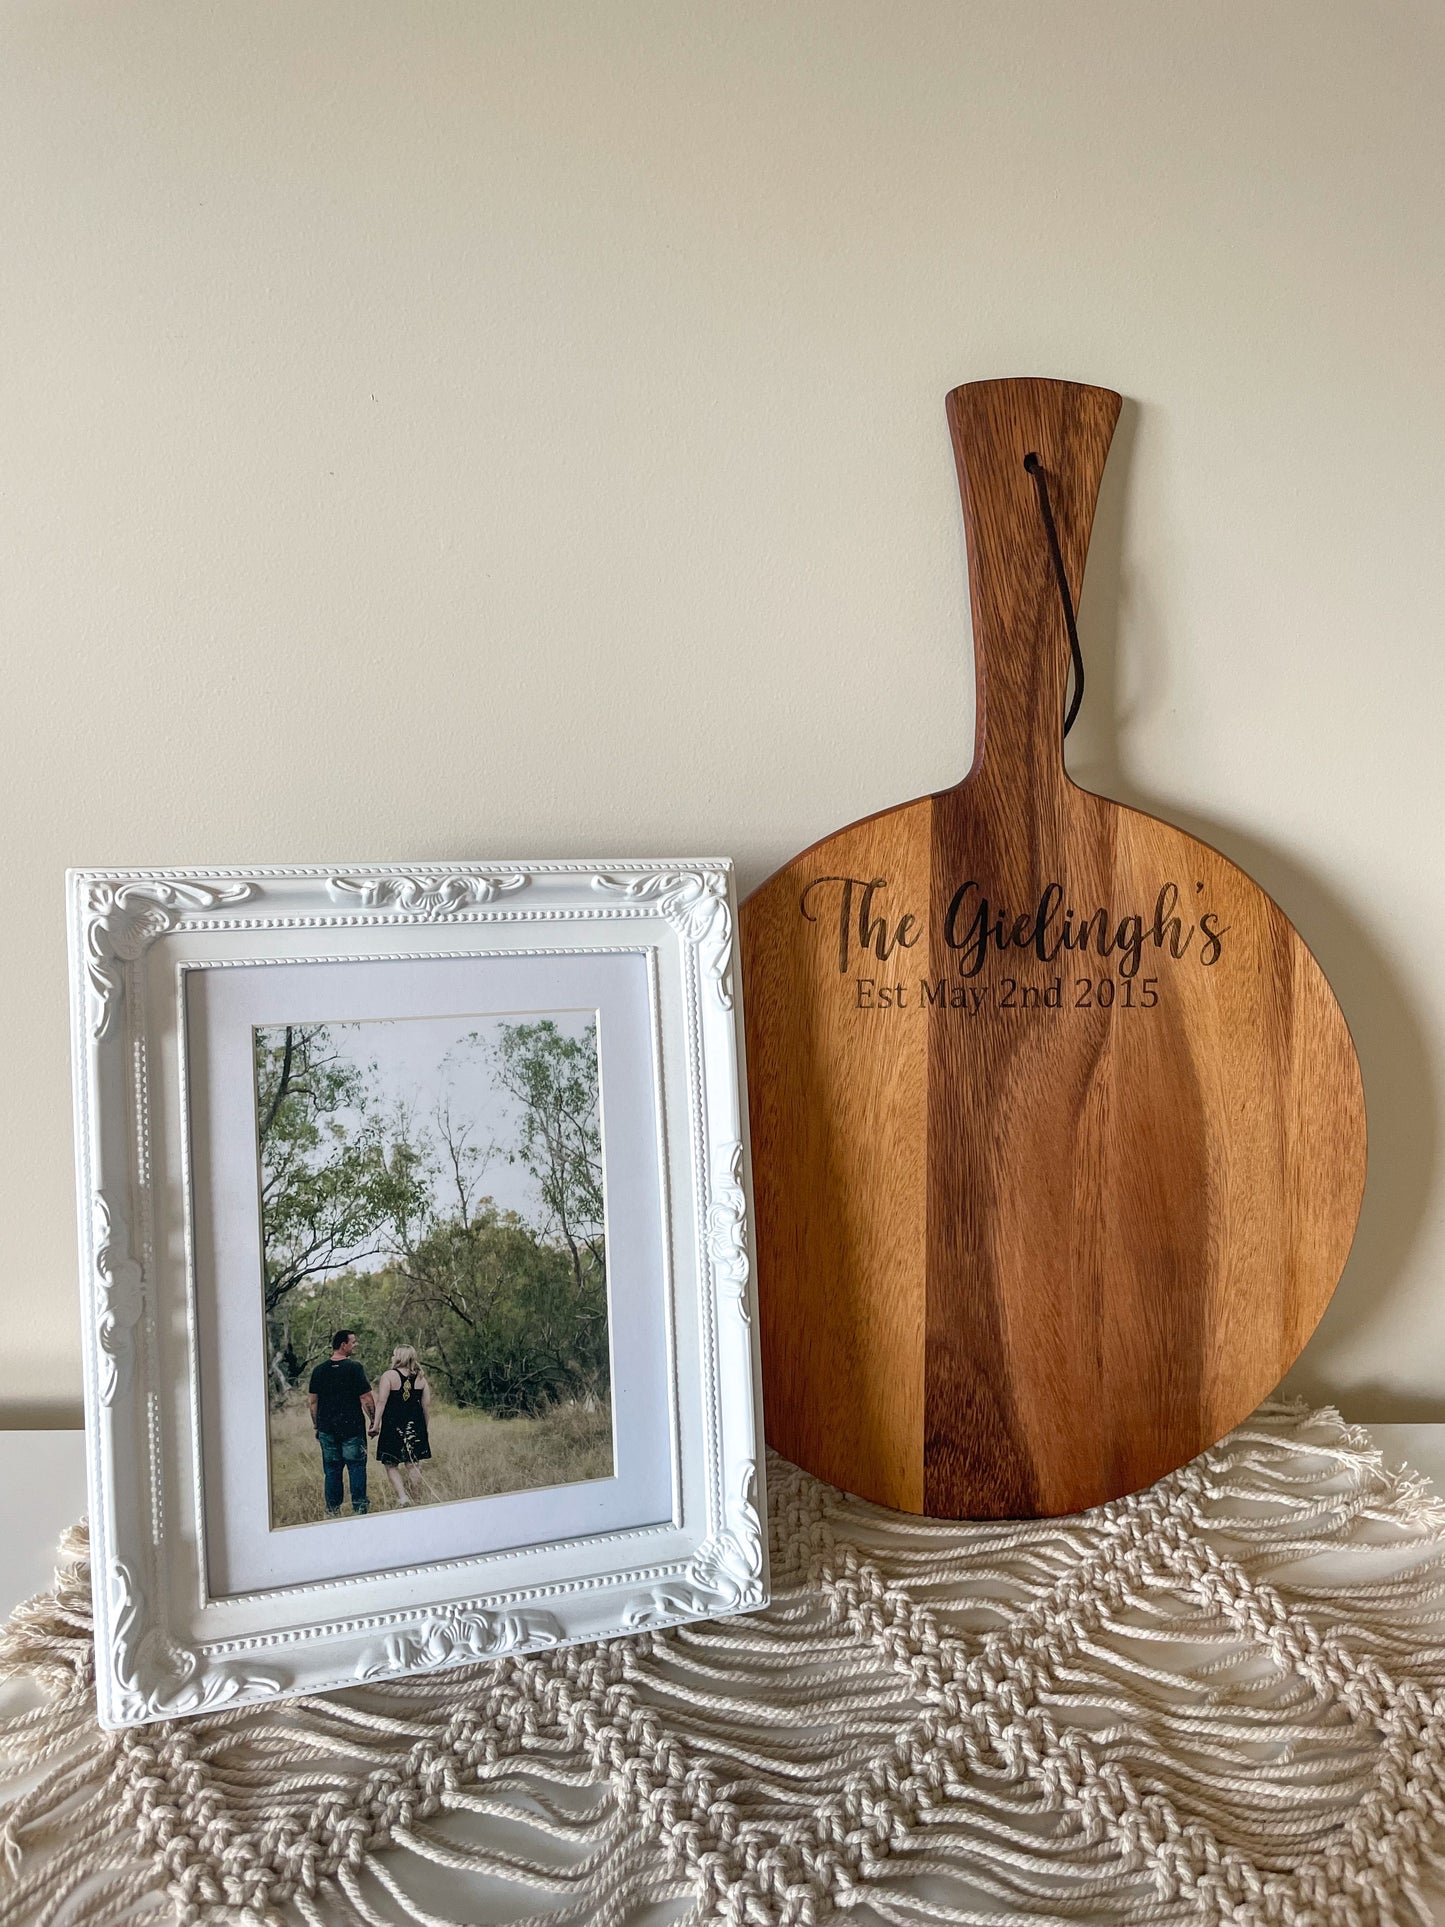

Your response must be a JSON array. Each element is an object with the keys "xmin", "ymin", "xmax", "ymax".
[{"xmin": 257, "ymin": 1008, "xmax": 598, "ymax": 1270}]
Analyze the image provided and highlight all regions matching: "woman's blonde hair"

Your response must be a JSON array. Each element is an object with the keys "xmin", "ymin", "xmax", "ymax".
[{"xmin": 390, "ymin": 1345, "xmax": 422, "ymax": 1376}]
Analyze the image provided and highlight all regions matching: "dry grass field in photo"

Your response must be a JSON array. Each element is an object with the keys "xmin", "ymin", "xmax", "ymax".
[{"xmin": 267, "ymin": 1394, "xmax": 614, "ymax": 1528}]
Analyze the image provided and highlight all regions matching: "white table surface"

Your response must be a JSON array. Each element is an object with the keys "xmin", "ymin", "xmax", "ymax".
[
  {"xmin": 4, "ymin": 1425, "xmax": 1445, "ymax": 1923},
  {"xmin": 1, "ymin": 1430, "xmax": 88, "ymax": 1621}
]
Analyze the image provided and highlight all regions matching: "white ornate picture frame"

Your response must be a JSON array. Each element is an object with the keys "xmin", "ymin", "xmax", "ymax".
[{"xmin": 68, "ymin": 860, "xmax": 766, "ymax": 1728}]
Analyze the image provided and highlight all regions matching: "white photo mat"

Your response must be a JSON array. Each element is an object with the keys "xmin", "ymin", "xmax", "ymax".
[
  {"xmin": 189, "ymin": 951, "xmax": 672, "ymax": 1596},
  {"xmin": 69, "ymin": 862, "xmax": 766, "ymax": 1728}
]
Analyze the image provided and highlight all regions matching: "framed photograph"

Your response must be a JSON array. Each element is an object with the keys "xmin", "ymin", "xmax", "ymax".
[{"xmin": 68, "ymin": 860, "xmax": 766, "ymax": 1728}]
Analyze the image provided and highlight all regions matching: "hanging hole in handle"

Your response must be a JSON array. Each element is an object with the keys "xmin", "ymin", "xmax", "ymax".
[{"xmin": 1023, "ymin": 451, "xmax": 1042, "ymax": 473}]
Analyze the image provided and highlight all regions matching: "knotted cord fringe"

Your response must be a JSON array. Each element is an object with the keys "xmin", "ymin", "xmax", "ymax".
[{"xmin": 4, "ymin": 1403, "xmax": 1445, "ymax": 1925}]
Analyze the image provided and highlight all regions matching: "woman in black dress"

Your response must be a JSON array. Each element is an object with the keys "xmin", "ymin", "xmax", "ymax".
[{"xmin": 369, "ymin": 1345, "xmax": 433, "ymax": 1506}]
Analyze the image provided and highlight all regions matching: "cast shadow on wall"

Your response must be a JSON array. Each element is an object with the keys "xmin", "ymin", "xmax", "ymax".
[{"xmin": 1071, "ymin": 401, "xmax": 1439, "ymax": 1420}]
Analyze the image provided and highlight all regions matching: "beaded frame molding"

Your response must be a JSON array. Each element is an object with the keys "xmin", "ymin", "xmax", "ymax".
[{"xmin": 67, "ymin": 860, "xmax": 767, "ymax": 1729}]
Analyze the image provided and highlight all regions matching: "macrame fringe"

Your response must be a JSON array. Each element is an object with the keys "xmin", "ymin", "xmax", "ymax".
[{"xmin": 4, "ymin": 1405, "xmax": 1445, "ymax": 1925}]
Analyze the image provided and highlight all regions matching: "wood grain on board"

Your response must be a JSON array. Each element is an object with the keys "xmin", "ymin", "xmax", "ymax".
[{"xmin": 740, "ymin": 378, "xmax": 1366, "ymax": 1519}]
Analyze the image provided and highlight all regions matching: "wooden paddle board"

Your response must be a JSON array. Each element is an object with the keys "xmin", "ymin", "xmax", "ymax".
[{"xmin": 739, "ymin": 377, "xmax": 1365, "ymax": 1518}]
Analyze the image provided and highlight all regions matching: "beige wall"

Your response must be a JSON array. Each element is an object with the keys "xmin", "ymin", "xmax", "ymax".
[{"xmin": 2, "ymin": 2, "xmax": 1442, "ymax": 1424}]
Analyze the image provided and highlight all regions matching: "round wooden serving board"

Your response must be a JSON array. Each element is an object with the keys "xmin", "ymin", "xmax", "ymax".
[{"xmin": 740, "ymin": 377, "xmax": 1366, "ymax": 1519}]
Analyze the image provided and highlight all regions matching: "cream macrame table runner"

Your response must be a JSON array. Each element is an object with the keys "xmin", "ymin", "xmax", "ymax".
[{"xmin": 5, "ymin": 1403, "xmax": 1445, "ymax": 1927}]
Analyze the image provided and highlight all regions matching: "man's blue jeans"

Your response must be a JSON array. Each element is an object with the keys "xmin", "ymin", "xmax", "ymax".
[{"xmin": 317, "ymin": 1430, "xmax": 369, "ymax": 1515}]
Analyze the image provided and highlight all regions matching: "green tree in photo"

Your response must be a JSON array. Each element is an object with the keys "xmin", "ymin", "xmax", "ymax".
[
  {"xmin": 395, "ymin": 1207, "xmax": 608, "ymax": 1415},
  {"xmin": 384, "ymin": 1021, "xmax": 609, "ymax": 1416},
  {"xmin": 256, "ymin": 1024, "xmax": 427, "ymax": 1395},
  {"xmin": 490, "ymin": 1018, "xmax": 606, "ymax": 1304}
]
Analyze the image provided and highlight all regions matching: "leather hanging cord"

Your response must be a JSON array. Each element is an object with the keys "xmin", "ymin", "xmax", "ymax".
[{"xmin": 1023, "ymin": 452, "xmax": 1085, "ymax": 737}]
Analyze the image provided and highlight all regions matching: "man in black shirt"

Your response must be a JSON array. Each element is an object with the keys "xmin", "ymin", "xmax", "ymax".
[{"xmin": 308, "ymin": 1329, "xmax": 375, "ymax": 1517}]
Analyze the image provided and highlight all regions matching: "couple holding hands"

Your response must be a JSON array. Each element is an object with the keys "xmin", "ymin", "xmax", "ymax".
[{"xmin": 306, "ymin": 1329, "xmax": 433, "ymax": 1518}]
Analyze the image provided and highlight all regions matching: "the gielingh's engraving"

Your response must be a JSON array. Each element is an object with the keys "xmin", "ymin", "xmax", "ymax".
[{"xmin": 800, "ymin": 875, "xmax": 1228, "ymax": 984}]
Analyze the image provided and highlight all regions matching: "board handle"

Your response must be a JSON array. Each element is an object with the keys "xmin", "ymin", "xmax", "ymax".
[{"xmin": 945, "ymin": 378, "xmax": 1121, "ymax": 789}]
